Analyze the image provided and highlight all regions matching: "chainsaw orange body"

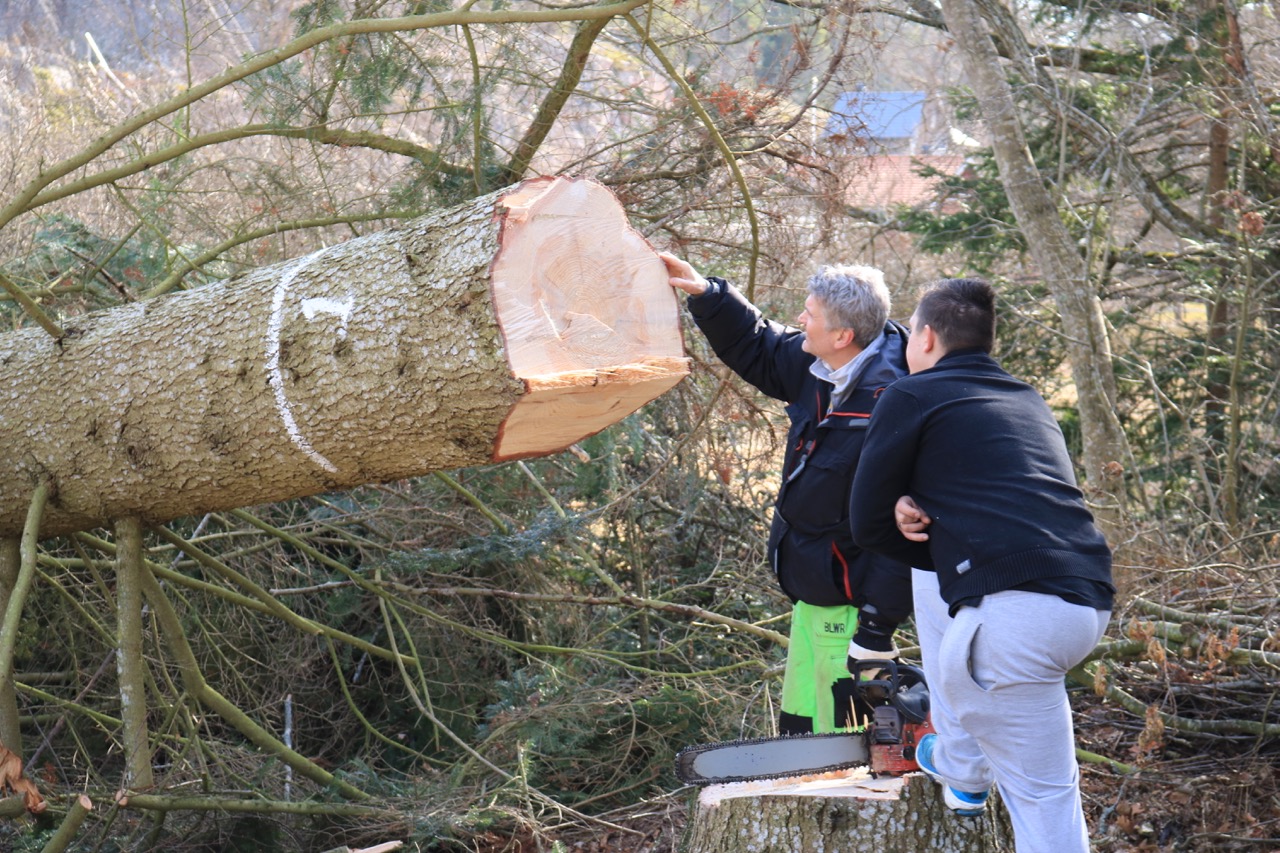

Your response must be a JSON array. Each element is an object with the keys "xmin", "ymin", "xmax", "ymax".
[{"xmin": 868, "ymin": 703, "xmax": 935, "ymax": 776}]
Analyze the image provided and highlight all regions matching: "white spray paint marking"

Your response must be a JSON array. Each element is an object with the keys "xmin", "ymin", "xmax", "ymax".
[
  {"xmin": 265, "ymin": 254, "xmax": 340, "ymax": 473},
  {"xmin": 301, "ymin": 296, "xmax": 355, "ymax": 339}
]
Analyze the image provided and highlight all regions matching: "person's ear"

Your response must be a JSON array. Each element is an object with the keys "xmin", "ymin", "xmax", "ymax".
[
  {"xmin": 835, "ymin": 328, "xmax": 856, "ymax": 350},
  {"xmin": 920, "ymin": 324, "xmax": 937, "ymax": 352}
]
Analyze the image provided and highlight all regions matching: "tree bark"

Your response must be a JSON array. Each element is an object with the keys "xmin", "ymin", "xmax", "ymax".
[
  {"xmin": 0, "ymin": 176, "xmax": 687, "ymax": 538},
  {"xmin": 937, "ymin": 0, "xmax": 1130, "ymax": 535},
  {"xmin": 684, "ymin": 770, "xmax": 1013, "ymax": 852}
]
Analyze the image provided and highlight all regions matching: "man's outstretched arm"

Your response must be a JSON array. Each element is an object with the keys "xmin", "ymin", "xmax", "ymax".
[{"xmin": 658, "ymin": 251, "xmax": 808, "ymax": 403}]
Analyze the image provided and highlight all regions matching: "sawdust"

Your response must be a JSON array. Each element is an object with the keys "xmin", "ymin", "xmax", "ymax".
[{"xmin": 698, "ymin": 766, "xmax": 908, "ymax": 806}]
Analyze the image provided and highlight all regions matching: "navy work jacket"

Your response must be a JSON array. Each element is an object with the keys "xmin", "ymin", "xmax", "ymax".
[{"xmin": 687, "ymin": 277, "xmax": 912, "ymax": 618}]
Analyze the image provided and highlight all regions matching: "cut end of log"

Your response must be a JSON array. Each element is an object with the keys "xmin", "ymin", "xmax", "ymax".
[
  {"xmin": 491, "ymin": 176, "xmax": 689, "ymax": 459},
  {"xmin": 495, "ymin": 358, "xmax": 688, "ymax": 461}
]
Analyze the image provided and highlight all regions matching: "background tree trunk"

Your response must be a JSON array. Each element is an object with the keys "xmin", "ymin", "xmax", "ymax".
[
  {"xmin": 0, "ymin": 176, "xmax": 687, "ymax": 539},
  {"xmin": 937, "ymin": 0, "xmax": 1130, "ymax": 534},
  {"xmin": 683, "ymin": 771, "xmax": 1014, "ymax": 852}
]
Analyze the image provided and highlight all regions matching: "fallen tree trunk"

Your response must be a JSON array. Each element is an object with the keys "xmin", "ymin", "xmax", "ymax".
[
  {"xmin": 0, "ymin": 176, "xmax": 688, "ymax": 538},
  {"xmin": 684, "ymin": 770, "xmax": 1014, "ymax": 853}
]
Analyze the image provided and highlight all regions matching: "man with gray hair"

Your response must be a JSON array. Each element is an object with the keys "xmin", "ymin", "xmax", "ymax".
[{"xmin": 661, "ymin": 252, "xmax": 912, "ymax": 735}]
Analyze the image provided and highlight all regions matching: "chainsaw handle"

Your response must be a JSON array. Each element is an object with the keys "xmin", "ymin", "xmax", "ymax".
[
  {"xmin": 849, "ymin": 658, "xmax": 924, "ymax": 690},
  {"xmin": 850, "ymin": 659, "xmax": 930, "ymax": 724}
]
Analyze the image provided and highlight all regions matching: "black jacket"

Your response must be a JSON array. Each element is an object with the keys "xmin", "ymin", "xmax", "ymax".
[
  {"xmin": 849, "ymin": 350, "xmax": 1113, "ymax": 609},
  {"xmin": 687, "ymin": 277, "xmax": 912, "ymax": 620}
]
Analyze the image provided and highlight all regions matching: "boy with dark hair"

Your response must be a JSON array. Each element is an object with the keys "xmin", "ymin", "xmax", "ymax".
[{"xmin": 849, "ymin": 278, "xmax": 1113, "ymax": 853}]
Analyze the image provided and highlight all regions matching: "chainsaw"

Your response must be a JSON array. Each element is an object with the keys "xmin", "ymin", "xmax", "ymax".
[{"xmin": 674, "ymin": 660, "xmax": 934, "ymax": 785}]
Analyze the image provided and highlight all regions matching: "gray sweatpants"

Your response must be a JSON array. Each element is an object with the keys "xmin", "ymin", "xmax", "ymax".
[{"xmin": 912, "ymin": 569, "xmax": 1110, "ymax": 853}]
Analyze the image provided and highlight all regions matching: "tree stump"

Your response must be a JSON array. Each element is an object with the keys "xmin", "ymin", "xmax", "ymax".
[
  {"xmin": 684, "ymin": 769, "xmax": 1014, "ymax": 853},
  {"xmin": 0, "ymin": 175, "xmax": 689, "ymax": 537}
]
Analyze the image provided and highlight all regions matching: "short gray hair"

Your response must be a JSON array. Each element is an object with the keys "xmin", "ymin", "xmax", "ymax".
[{"xmin": 806, "ymin": 264, "xmax": 891, "ymax": 348}]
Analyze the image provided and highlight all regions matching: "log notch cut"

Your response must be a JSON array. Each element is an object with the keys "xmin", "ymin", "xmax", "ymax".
[
  {"xmin": 0, "ymin": 175, "xmax": 689, "ymax": 538},
  {"xmin": 684, "ymin": 770, "xmax": 1014, "ymax": 853}
]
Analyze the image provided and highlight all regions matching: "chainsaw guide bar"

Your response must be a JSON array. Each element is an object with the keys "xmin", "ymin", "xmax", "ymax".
[{"xmin": 674, "ymin": 731, "xmax": 871, "ymax": 786}]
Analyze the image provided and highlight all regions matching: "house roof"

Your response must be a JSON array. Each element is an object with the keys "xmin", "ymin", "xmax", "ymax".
[
  {"xmin": 845, "ymin": 154, "xmax": 967, "ymax": 210},
  {"xmin": 826, "ymin": 91, "xmax": 926, "ymax": 140}
]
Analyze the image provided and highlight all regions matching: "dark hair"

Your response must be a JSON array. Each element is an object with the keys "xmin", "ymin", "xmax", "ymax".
[{"xmin": 915, "ymin": 278, "xmax": 996, "ymax": 353}]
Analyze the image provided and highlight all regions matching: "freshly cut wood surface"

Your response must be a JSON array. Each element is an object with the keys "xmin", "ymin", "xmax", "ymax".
[
  {"xmin": 0, "ymin": 176, "xmax": 688, "ymax": 538},
  {"xmin": 685, "ymin": 770, "xmax": 1014, "ymax": 853},
  {"xmin": 490, "ymin": 175, "xmax": 687, "ymax": 458}
]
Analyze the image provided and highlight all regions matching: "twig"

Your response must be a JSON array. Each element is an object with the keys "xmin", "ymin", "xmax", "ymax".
[
  {"xmin": 1075, "ymin": 747, "xmax": 1138, "ymax": 776},
  {"xmin": 135, "ymin": 563, "xmax": 369, "ymax": 801},
  {"xmin": 516, "ymin": 462, "xmax": 626, "ymax": 596},
  {"xmin": 40, "ymin": 794, "xmax": 93, "ymax": 853},
  {"xmin": 117, "ymin": 793, "xmax": 386, "ymax": 816},
  {"xmin": 370, "ymin": 599, "xmax": 643, "ymax": 838},
  {"xmin": 391, "ymin": 583, "xmax": 789, "ymax": 647},
  {"xmin": 1129, "ymin": 596, "xmax": 1270, "ymax": 634},
  {"xmin": 115, "ymin": 518, "xmax": 154, "ymax": 789},
  {"xmin": 0, "ymin": 794, "xmax": 27, "ymax": 818},
  {"xmin": 1184, "ymin": 833, "xmax": 1280, "ymax": 846},
  {"xmin": 323, "ymin": 640, "xmax": 444, "ymax": 768},
  {"xmin": 626, "ymin": 12, "xmax": 760, "ymax": 298},
  {"xmin": 432, "ymin": 471, "xmax": 509, "ymax": 533},
  {"xmin": 1084, "ymin": 629, "xmax": 1280, "ymax": 670},
  {"xmin": 320, "ymin": 843, "xmax": 403, "ymax": 853},
  {"xmin": 23, "ymin": 652, "xmax": 119, "ymax": 773},
  {"xmin": 86, "ymin": 529, "xmax": 411, "ymax": 666},
  {"xmin": 0, "ymin": 272, "xmax": 64, "ymax": 339},
  {"xmin": 0, "ymin": 483, "xmax": 51, "ymax": 695},
  {"xmin": 1069, "ymin": 662, "xmax": 1280, "ymax": 738}
]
